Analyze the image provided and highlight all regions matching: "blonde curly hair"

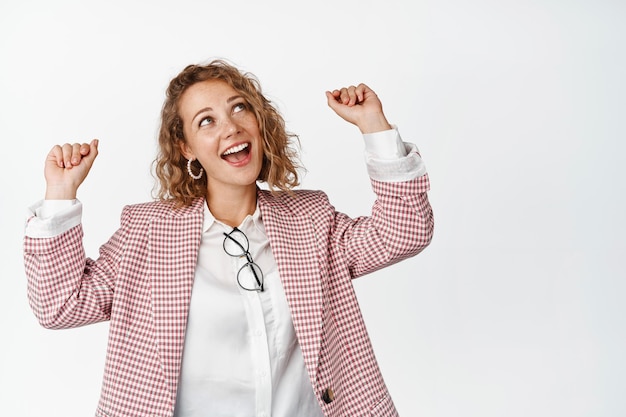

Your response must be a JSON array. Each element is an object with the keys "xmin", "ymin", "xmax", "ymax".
[{"xmin": 153, "ymin": 60, "xmax": 301, "ymax": 207}]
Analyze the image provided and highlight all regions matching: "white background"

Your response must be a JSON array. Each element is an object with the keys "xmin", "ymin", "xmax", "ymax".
[{"xmin": 1, "ymin": 0, "xmax": 625, "ymax": 416}]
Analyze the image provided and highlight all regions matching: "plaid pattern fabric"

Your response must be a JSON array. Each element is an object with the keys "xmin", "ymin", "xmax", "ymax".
[{"xmin": 24, "ymin": 175, "xmax": 433, "ymax": 417}]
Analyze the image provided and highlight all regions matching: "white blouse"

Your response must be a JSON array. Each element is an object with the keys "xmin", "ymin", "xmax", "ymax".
[{"xmin": 172, "ymin": 205, "xmax": 324, "ymax": 417}]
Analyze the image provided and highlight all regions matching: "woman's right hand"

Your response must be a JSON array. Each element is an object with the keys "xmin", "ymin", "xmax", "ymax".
[{"xmin": 44, "ymin": 139, "xmax": 99, "ymax": 200}]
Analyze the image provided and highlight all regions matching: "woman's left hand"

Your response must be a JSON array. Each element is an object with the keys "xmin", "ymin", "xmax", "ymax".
[{"xmin": 325, "ymin": 83, "xmax": 392, "ymax": 134}]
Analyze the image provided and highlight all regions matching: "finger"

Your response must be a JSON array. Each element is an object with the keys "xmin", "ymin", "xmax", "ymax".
[
  {"xmin": 71, "ymin": 143, "xmax": 82, "ymax": 166},
  {"xmin": 326, "ymin": 89, "xmax": 345, "ymax": 106},
  {"xmin": 79, "ymin": 143, "xmax": 91, "ymax": 156},
  {"xmin": 340, "ymin": 87, "xmax": 350, "ymax": 106},
  {"xmin": 83, "ymin": 139, "xmax": 99, "ymax": 164},
  {"xmin": 48, "ymin": 145, "xmax": 65, "ymax": 168},
  {"xmin": 61, "ymin": 143, "xmax": 74, "ymax": 169},
  {"xmin": 326, "ymin": 91, "xmax": 341, "ymax": 111},
  {"xmin": 347, "ymin": 86, "xmax": 360, "ymax": 106},
  {"xmin": 355, "ymin": 83, "xmax": 369, "ymax": 104}
]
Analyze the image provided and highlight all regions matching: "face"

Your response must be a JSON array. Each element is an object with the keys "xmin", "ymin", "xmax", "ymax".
[{"xmin": 178, "ymin": 79, "xmax": 264, "ymax": 196}]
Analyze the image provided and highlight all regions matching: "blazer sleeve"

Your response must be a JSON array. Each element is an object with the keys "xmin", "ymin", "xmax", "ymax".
[
  {"xmin": 331, "ymin": 173, "xmax": 434, "ymax": 279},
  {"xmin": 23, "ymin": 207, "xmax": 131, "ymax": 329}
]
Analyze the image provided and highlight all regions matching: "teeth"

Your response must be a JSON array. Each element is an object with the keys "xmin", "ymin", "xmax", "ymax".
[{"xmin": 222, "ymin": 143, "xmax": 249, "ymax": 156}]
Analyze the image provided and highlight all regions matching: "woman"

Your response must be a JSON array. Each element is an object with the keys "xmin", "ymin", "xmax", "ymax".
[{"xmin": 24, "ymin": 60, "xmax": 433, "ymax": 417}]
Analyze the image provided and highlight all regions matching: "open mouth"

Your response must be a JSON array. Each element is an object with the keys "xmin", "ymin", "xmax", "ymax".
[{"xmin": 221, "ymin": 143, "xmax": 250, "ymax": 163}]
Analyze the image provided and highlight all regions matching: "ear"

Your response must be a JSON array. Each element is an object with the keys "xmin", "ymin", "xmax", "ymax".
[{"xmin": 178, "ymin": 140, "xmax": 195, "ymax": 160}]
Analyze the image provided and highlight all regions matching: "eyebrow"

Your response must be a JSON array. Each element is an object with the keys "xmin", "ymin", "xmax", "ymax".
[{"xmin": 191, "ymin": 95, "xmax": 243, "ymax": 122}]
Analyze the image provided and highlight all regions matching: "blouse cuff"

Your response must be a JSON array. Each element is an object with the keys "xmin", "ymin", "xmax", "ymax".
[
  {"xmin": 363, "ymin": 126, "xmax": 408, "ymax": 159},
  {"xmin": 363, "ymin": 126, "xmax": 427, "ymax": 183},
  {"xmin": 24, "ymin": 199, "xmax": 82, "ymax": 238}
]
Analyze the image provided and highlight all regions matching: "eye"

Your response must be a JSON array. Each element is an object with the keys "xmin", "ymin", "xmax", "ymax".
[
  {"xmin": 199, "ymin": 116, "xmax": 213, "ymax": 127},
  {"xmin": 233, "ymin": 102, "xmax": 247, "ymax": 113}
]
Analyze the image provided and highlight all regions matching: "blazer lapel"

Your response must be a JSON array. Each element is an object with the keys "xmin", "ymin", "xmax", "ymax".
[
  {"xmin": 258, "ymin": 191, "xmax": 325, "ymax": 384},
  {"xmin": 147, "ymin": 198, "xmax": 204, "ymax": 404}
]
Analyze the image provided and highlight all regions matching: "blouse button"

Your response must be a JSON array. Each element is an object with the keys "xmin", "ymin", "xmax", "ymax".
[{"xmin": 322, "ymin": 387, "xmax": 335, "ymax": 404}]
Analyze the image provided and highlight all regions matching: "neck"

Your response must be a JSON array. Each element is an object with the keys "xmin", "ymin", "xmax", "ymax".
[{"xmin": 206, "ymin": 183, "xmax": 257, "ymax": 227}]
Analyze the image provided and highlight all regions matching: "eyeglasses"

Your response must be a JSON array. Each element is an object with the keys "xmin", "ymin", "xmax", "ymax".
[{"xmin": 222, "ymin": 227, "xmax": 264, "ymax": 292}]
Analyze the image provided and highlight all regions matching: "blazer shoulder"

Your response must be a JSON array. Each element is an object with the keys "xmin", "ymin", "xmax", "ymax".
[
  {"xmin": 121, "ymin": 198, "xmax": 204, "ymax": 220},
  {"xmin": 258, "ymin": 189, "xmax": 332, "ymax": 216}
]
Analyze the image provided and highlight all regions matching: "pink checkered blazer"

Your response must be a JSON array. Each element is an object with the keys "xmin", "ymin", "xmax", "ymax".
[{"xmin": 24, "ymin": 175, "xmax": 433, "ymax": 417}]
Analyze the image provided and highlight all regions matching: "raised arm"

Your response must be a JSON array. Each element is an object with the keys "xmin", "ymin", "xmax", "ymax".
[{"xmin": 24, "ymin": 138, "xmax": 115, "ymax": 329}]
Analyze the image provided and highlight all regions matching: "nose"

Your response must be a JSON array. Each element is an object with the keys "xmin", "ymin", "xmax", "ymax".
[{"xmin": 221, "ymin": 115, "xmax": 240, "ymax": 137}]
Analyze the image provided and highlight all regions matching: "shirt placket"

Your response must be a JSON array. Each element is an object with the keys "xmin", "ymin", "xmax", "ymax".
[{"xmin": 233, "ymin": 234, "xmax": 272, "ymax": 417}]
